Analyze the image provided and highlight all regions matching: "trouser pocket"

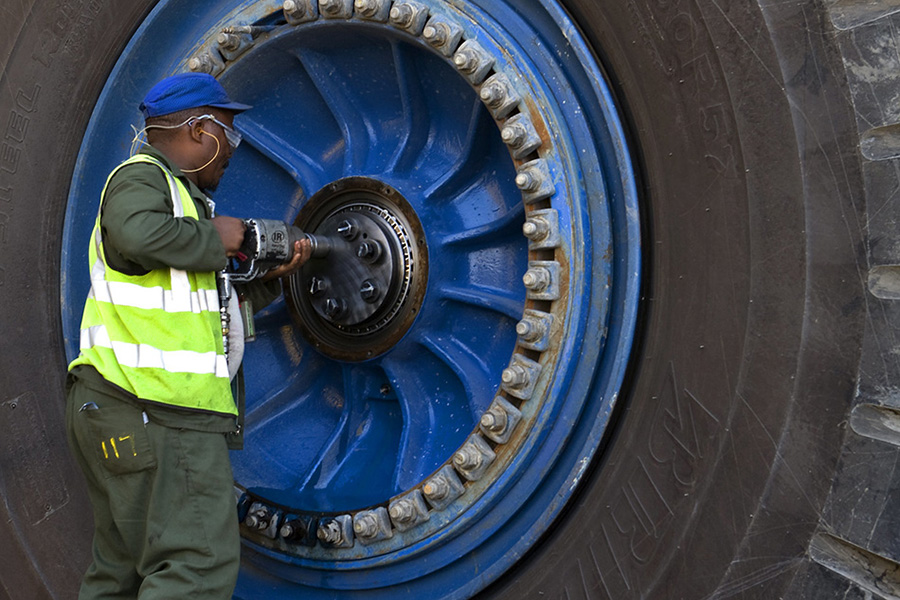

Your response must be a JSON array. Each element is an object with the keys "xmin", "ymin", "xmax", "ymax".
[{"xmin": 78, "ymin": 403, "xmax": 157, "ymax": 477}]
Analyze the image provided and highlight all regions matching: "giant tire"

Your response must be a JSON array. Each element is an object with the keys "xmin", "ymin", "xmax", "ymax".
[{"xmin": 0, "ymin": 0, "xmax": 895, "ymax": 598}]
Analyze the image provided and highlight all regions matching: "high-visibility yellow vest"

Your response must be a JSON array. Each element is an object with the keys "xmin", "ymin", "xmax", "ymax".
[{"xmin": 69, "ymin": 155, "xmax": 236, "ymax": 416}]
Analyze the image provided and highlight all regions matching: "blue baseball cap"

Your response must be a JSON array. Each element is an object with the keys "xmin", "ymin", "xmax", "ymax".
[{"xmin": 139, "ymin": 72, "xmax": 252, "ymax": 118}]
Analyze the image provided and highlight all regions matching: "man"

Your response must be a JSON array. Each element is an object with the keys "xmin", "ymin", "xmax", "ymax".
[{"xmin": 65, "ymin": 72, "xmax": 310, "ymax": 599}]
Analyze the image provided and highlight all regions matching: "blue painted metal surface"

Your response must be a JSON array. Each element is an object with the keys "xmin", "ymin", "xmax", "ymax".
[{"xmin": 61, "ymin": 0, "xmax": 641, "ymax": 597}]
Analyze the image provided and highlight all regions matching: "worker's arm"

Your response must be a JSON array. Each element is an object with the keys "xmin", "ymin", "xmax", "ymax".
[{"xmin": 100, "ymin": 162, "xmax": 228, "ymax": 274}]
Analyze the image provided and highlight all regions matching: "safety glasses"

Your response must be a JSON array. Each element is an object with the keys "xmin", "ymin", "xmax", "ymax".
[{"xmin": 195, "ymin": 114, "xmax": 242, "ymax": 149}]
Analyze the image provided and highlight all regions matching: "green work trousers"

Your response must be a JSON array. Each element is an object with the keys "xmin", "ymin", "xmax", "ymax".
[{"xmin": 65, "ymin": 378, "xmax": 240, "ymax": 599}]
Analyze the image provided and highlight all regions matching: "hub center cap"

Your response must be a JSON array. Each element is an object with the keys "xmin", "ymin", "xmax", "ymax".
[{"xmin": 287, "ymin": 177, "xmax": 428, "ymax": 361}]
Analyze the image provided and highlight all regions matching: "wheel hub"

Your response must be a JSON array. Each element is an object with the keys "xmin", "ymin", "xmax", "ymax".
[{"xmin": 287, "ymin": 177, "xmax": 428, "ymax": 361}]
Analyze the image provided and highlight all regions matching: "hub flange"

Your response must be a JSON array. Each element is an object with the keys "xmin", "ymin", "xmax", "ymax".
[{"xmin": 287, "ymin": 177, "xmax": 428, "ymax": 361}]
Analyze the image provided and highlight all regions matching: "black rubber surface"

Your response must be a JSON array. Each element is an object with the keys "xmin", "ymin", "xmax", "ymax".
[{"xmin": 0, "ymin": 0, "xmax": 894, "ymax": 598}]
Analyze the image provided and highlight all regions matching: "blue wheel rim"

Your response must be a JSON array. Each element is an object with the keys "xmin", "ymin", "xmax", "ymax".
[{"xmin": 61, "ymin": 0, "xmax": 641, "ymax": 597}]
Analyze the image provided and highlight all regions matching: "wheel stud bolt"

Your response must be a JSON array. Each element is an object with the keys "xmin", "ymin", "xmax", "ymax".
[
  {"xmin": 245, "ymin": 506, "xmax": 270, "ymax": 530},
  {"xmin": 515, "ymin": 169, "xmax": 542, "ymax": 193},
  {"xmin": 357, "ymin": 240, "xmax": 383, "ymax": 263},
  {"xmin": 309, "ymin": 276, "xmax": 327, "ymax": 296},
  {"xmin": 389, "ymin": 499, "xmax": 414, "ymax": 523},
  {"xmin": 337, "ymin": 218, "xmax": 359, "ymax": 240},
  {"xmin": 354, "ymin": 0, "xmax": 378, "ymax": 16},
  {"xmin": 522, "ymin": 217, "xmax": 550, "ymax": 241},
  {"xmin": 279, "ymin": 522, "xmax": 297, "ymax": 539},
  {"xmin": 423, "ymin": 476, "xmax": 450, "ymax": 500},
  {"xmin": 480, "ymin": 408, "xmax": 508, "ymax": 433},
  {"xmin": 480, "ymin": 81, "xmax": 506, "ymax": 108},
  {"xmin": 217, "ymin": 32, "xmax": 242, "ymax": 51},
  {"xmin": 360, "ymin": 280, "xmax": 379, "ymax": 302},
  {"xmin": 453, "ymin": 49, "xmax": 478, "ymax": 74},
  {"xmin": 516, "ymin": 316, "xmax": 544, "ymax": 342},
  {"xmin": 283, "ymin": 0, "xmax": 308, "ymax": 20},
  {"xmin": 423, "ymin": 23, "xmax": 447, "ymax": 45},
  {"xmin": 389, "ymin": 3, "xmax": 413, "ymax": 27},
  {"xmin": 501, "ymin": 365, "xmax": 528, "ymax": 389},
  {"xmin": 317, "ymin": 519, "xmax": 342, "ymax": 544},
  {"xmin": 522, "ymin": 267, "xmax": 550, "ymax": 291},
  {"xmin": 501, "ymin": 122, "xmax": 527, "ymax": 149},
  {"xmin": 453, "ymin": 445, "xmax": 482, "ymax": 470},
  {"xmin": 323, "ymin": 297, "xmax": 346, "ymax": 318},
  {"xmin": 188, "ymin": 54, "xmax": 215, "ymax": 74},
  {"xmin": 353, "ymin": 513, "xmax": 378, "ymax": 538},
  {"xmin": 321, "ymin": 0, "xmax": 343, "ymax": 15}
]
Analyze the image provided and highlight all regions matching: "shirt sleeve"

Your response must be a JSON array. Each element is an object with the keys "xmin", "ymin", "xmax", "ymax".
[{"xmin": 100, "ymin": 163, "xmax": 228, "ymax": 273}]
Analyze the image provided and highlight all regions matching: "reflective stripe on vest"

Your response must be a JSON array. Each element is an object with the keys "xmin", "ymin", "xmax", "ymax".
[{"xmin": 69, "ymin": 154, "xmax": 236, "ymax": 416}]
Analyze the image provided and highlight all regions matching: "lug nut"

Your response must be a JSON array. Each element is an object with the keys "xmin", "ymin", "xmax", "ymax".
[
  {"xmin": 501, "ymin": 122, "xmax": 528, "ymax": 148},
  {"xmin": 422, "ymin": 22, "xmax": 447, "ymax": 45},
  {"xmin": 422, "ymin": 466, "xmax": 465, "ymax": 509},
  {"xmin": 353, "ymin": 513, "xmax": 378, "ymax": 538},
  {"xmin": 452, "ymin": 40, "xmax": 494, "ymax": 83},
  {"xmin": 323, "ymin": 297, "xmax": 346, "ymax": 318},
  {"xmin": 515, "ymin": 169, "xmax": 542, "ymax": 193},
  {"xmin": 188, "ymin": 53, "xmax": 216, "ymax": 74},
  {"xmin": 320, "ymin": 0, "xmax": 343, "ymax": 15},
  {"xmin": 481, "ymin": 408, "xmax": 508, "ymax": 433},
  {"xmin": 279, "ymin": 519, "xmax": 308, "ymax": 540},
  {"xmin": 522, "ymin": 217, "xmax": 550, "ymax": 241},
  {"xmin": 452, "ymin": 435, "xmax": 496, "ymax": 481},
  {"xmin": 245, "ymin": 506, "xmax": 270, "ymax": 530},
  {"xmin": 422, "ymin": 16, "xmax": 462, "ymax": 56},
  {"xmin": 337, "ymin": 218, "xmax": 359, "ymax": 240},
  {"xmin": 217, "ymin": 32, "xmax": 242, "ymax": 51},
  {"xmin": 284, "ymin": 0, "xmax": 308, "ymax": 19},
  {"xmin": 480, "ymin": 80, "xmax": 506, "ymax": 108},
  {"xmin": 354, "ymin": 0, "xmax": 378, "ymax": 16},
  {"xmin": 389, "ymin": 3, "xmax": 413, "ymax": 26},
  {"xmin": 501, "ymin": 365, "xmax": 528, "ymax": 388},
  {"xmin": 516, "ymin": 316, "xmax": 544, "ymax": 342},
  {"xmin": 357, "ymin": 240, "xmax": 383, "ymax": 263},
  {"xmin": 317, "ymin": 520, "xmax": 342, "ymax": 544},
  {"xmin": 453, "ymin": 445, "xmax": 482, "ymax": 470},
  {"xmin": 389, "ymin": 499, "xmax": 415, "ymax": 524},
  {"xmin": 360, "ymin": 280, "xmax": 379, "ymax": 303},
  {"xmin": 244, "ymin": 513, "xmax": 260, "ymax": 529},
  {"xmin": 422, "ymin": 476, "xmax": 450, "ymax": 500},
  {"xmin": 522, "ymin": 267, "xmax": 550, "ymax": 291},
  {"xmin": 502, "ymin": 114, "xmax": 543, "ymax": 158},
  {"xmin": 453, "ymin": 48, "xmax": 479, "ymax": 74},
  {"xmin": 309, "ymin": 276, "xmax": 327, "ymax": 296}
]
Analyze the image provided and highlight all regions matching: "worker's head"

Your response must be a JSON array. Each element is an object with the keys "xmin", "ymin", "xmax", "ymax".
[{"xmin": 138, "ymin": 73, "xmax": 251, "ymax": 191}]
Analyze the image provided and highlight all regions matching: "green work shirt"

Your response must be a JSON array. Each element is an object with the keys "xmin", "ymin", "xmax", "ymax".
[{"xmin": 69, "ymin": 145, "xmax": 280, "ymax": 448}]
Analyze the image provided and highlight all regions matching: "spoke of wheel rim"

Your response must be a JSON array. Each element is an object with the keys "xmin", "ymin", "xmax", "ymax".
[
  {"xmin": 423, "ymin": 98, "xmax": 495, "ymax": 200},
  {"xmin": 292, "ymin": 47, "xmax": 371, "ymax": 173},
  {"xmin": 438, "ymin": 283, "xmax": 525, "ymax": 321},
  {"xmin": 437, "ymin": 201, "xmax": 525, "ymax": 247},
  {"xmin": 294, "ymin": 364, "xmax": 356, "ymax": 493},
  {"xmin": 236, "ymin": 115, "xmax": 328, "ymax": 196},
  {"xmin": 386, "ymin": 40, "xmax": 430, "ymax": 175},
  {"xmin": 243, "ymin": 359, "xmax": 333, "ymax": 441},
  {"xmin": 383, "ymin": 354, "xmax": 471, "ymax": 491},
  {"xmin": 417, "ymin": 332, "xmax": 496, "ymax": 419}
]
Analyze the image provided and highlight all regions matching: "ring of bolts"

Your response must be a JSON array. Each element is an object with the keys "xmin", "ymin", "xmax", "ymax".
[{"xmin": 193, "ymin": 0, "xmax": 568, "ymax": 551}]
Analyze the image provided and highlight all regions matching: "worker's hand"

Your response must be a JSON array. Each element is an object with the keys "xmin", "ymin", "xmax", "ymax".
[
  {"xmin": 261, "ymin": 237, "xmax": 312, "ymax": 282},
  {"xmin": 212, "ymin": 216, "xmax": 246, "ymax": 257}
]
